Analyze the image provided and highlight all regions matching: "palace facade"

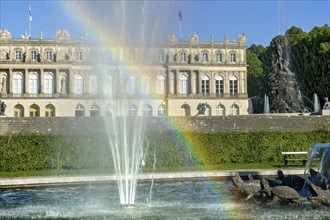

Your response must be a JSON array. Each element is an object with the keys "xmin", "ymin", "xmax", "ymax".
[{"xmin": 0, "ymin": 28, "xmax": 248, "ymax": 117}]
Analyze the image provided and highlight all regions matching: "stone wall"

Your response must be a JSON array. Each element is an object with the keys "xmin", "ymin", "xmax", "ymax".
[{"xmin": 0, "ymin": 114, "xmax": 329, "ymax": 136}]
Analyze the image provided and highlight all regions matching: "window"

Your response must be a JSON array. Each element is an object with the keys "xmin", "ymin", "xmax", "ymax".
[
  {"xmin": 216, "ymin": 52, "xmax": 222, "ymax": 62},
  {"xmin": 230, "ymin": 53, "xmax": 236, "ymax": 63},
  {"xmin": 104, "ymin": 74, "xmax": 114, "ymax": 96},
  {"xmin": 90, "ymin": 104, "xmax": 100, "ymax": 117},
  {"xmin": 157, "ymin": 74, "xmax": 165, "ymax": 95},
  {"xmin": 128, "ymin": 104, "xmax": 137, "ymax": 116},
  {"xmin": 142, "ymin": 76, "xmax": 150, "ymax": 94},
  {"xmin": 15, "ymin": 51, "xmax": 22, "ymax": 60},
  {"xmin": 46, "ymin": 50, "xmax": 53, "ymax": 61},
  {"xmin": 158, "ymin": 52, "xmax": 164, "ymax": 62},
  {"xmin": 127, "ymin": 76, "xmax": 136, "ymax": 94},
  {"xmin": 229, "ymin": 75, "xmax": 238, "ymax": 96},
  {"xmin": 178, "ymin": 74, "xmax": 188, "ymax": 95},
  {"xmin": 157, "ymin": 105, "xmax": 165, "ymax": 116},
  {"xmin": 143, "ymin": 104, "xmax": 153, "ymax": 117},
  {"xmin": 144, "ymin": 51, "xmax": 148, "ymax": 62},
  {"xmin": 29, "ymin": 73, "xmax": 38, "ymax": 96},
  {"xmin": 89, "ymin": 75, "xmax": 98, "ymax": 95},
  {"xmin": 29, "ymin": 104, "xmax": 40, "ymax": 117},
  {"xmin": 74, "ymin": 74, "xmax": 84, "ymax": 95},
  {"xmin": 216, "ymin": 104, "xmax": 225, "ymax": 116},
  {"xmin": 13, "ymin": 72, "xmax": 23, "ymax": 96},
  {"xmin": 75, "ymin": 104, "xmax": 85, "ymax": 117},
  {"xmin": 31, "ymin": 51, "xmax": 37, "ymax": 61},
  {"xmin": 230, "ymin": 104, "xmax": 239, "ymax": 116},
  {"xmin": 205, "ymin": 104, "xmax": 211, "ymax": 116},
  {"xmin": 129, "ymin": 50, "xmax": 135, "ymax": 61},
  {"xmin": 105, "ymin": 105, "xmax": 114, "ymax": 117},
  {"xmin": 180, "ymin": 104, "xmax": 190, "ymax": 116},
  {"xmin": 180, "ymin": 52, "xmax": 187, "ymax": 62},
  {"xmin": 45, "ymin": 104, "xmax": 55, "ymax": 117},
  {"xmin": 215, "ymin": 75, "xmax": 224, "ymax": 96},
  {"xmin": 14, "ymin": 104, "xmax": 24, "ymax": 117},
  {"xmin": 76, "ymin": 51, "xmax": 83, "ymax": 61},
  {"xmin": 44, "ymin": 73, "xmax": 54, "ymax": 95},
  {"xmin": 201, "ymin": 75, "xmax": 210, "ymax": 94},
  {"xmin": 202, "ymin": 52, "xmax": 208, "ymax": 62}
]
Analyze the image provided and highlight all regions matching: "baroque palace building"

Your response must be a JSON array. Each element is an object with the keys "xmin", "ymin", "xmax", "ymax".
[{"xmin": 0, "ymin": 28, "xmax": 248, "ymax": 117}]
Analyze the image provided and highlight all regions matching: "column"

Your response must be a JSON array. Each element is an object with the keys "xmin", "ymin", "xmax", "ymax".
[
  {"xmin": 9, "ymin": 69, "xmax": 13, "ymax": 96},
  {"xmin": 40, "ymin": 69, "xmax": 44, "ymax": 96},
  {"xmin": 24, "ymin": 69, "xmax": 29, "ymax": 97},
  {"xmin": 191, "ymin": 70, "xmax": 196, "ymax": 94},
  {"xmin": 84, "ymin": 71, "xmax": 89, "ymax": 95}
]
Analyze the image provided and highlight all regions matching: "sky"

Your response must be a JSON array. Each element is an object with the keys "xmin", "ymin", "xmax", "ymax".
[{"xmin": 0, "ymin": 0, "xmax": 329, "ymax": 47}]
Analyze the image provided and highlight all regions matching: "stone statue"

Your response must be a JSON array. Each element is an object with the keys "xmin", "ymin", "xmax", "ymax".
[
  {"xmin": 266, "ymin": 36, "xmax": 304, "ymax": 113},
  {"xmin": 196, "ymin": 103, "xmax": 206, "ymax": 116},
  {"xmin": 0, "ymin": 99, "xmax": 6, "ymax": 116},
  {"xmin": 1, "ymin": 76, "xmax": 6, "ymax": 94}
]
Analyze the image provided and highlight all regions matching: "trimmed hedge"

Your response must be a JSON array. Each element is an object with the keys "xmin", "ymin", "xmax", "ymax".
[{"xmin": 0, "ymin": 131, "xmax": 329, "ymax": 172}]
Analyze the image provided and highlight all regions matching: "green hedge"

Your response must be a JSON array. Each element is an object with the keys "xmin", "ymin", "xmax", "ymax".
[{"xmin": 0, "ymin": 131, "xmax": 328, "ymax": 172}]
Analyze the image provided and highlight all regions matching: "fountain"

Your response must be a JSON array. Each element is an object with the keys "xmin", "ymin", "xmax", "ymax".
[{"xmin": 263, "ymin": 94, "xmax": 270, "ymax": 114}]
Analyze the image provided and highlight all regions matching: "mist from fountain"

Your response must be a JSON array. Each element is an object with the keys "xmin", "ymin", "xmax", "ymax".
[
  {"xmin": 313, "ymin": 93, "xmax": 321, "ymax": 113},
  {"xmin": 248, "ymin": 98, "xmax": 254, "ymax": 114},
  {"xmin": 263, "ymin": 94, "xmax": 270, "ymax": 114},
  {"xmin": 304, "ymin": 143, "xmax": 330, "ymax": 189}
]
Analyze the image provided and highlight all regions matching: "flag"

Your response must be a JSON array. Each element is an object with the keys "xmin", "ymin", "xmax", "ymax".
[
  {"xmin": 29, "ymin": 5, "xmax": 32, "ymax": 22},
  {"xmin": 179, "ymin": 10, "xmax": 182, "ymax": 21}
]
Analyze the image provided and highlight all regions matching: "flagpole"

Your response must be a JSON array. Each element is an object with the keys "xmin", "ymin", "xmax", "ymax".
[
  {"xmin": 29, "ymin": 4, "xmax": 32, "ymax": 38},
  {"xmin": 179, "ymin": 20, "xmax": 182, "ymax": 41}
]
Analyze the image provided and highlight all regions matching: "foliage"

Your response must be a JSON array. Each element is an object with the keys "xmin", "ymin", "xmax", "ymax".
[{"xmin": 0, "ymin": 131, "xmax": 328, "ymax": 172}]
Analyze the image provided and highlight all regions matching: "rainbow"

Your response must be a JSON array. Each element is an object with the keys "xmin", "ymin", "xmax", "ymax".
[{"xmin": 59, "ymin": 1, "xmax": 237, "ymax": 218}]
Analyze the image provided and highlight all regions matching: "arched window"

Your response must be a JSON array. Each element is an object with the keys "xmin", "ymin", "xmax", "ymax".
[
  {"xmin": 216, "ymin": 104, "xmax": 225, "ymax": 116},
  {"xmin": 45, "ymin": 104, "xmax": 55, "ymax": 117},
  {"xmin": 142, "ymin": 76, "xmax": 150, "ymax": 94},
  {"xmin": 127, "ymin": 76, "xmax": 136, "ymax": 94},
  {"xmin": 74, "ymin": 74, "xmax": 84, "ymax": 95},
  {"xmin": 89, "ymin": 75, "xmax": 98, "ymax": 95},
  {"xmin": 128, "ymin": 104, "xmax": 137, "ymax": 116},
  {"xmin": 104, "ymin": 74, "xmax": 114, "ymax": 96},
  {"xmin": 143, "ymin": 104, "xmax": 153, "ymax": 117},
  {"xmin": 14, "ymin": 104, "xmax": 24, "ymax": 117},
  {"xmin": 201, "ymin": 74, "xmax": 210, "ymax": 94},
  {"xmin": 229, "ymin": 75, "xmax": 238, "ymax": 97},
  {"xmin": 215, "ymin": 74, "xmax": 224, "ymax": 96},
  {"xmin": 157, "ymin": 105, "xmax": 166, "ymax": 116},
  {"xmin": 13, "ymin": 72, "xmax": 23, "ymax": 96},
  {"xmin": 178, "ymin": 74, "xmax": 188, "ymax": 95},
  {"xmin": 105, "ymin": 104, "xmax": 114, "ymax": 117},
  {"xmin": 157, "ymin": 74, "xmax": 166, "ymax": 95},
  {"xmin": 90, "ymin": 104, "xmax": 100, "ymax": 117},
  {"xmin": 44, "ymin": 72, "xmax": 54, "ymax": 96},
  {"xmin": 205, "ymin": 104, "xmax": 211, "ymax": 116},
  {"xmin": 230, "ymin": 104, "xmax": 239, "ymax": 116},
  {"xmin": 29, "ymin": 104, "xmax": 40, "ymax": 117},
  {"xmin": 29, "ymin": 72, "xmax": 38, "ymax": 96},
  {"xmin": 75, "ymin": 104, "xmax": 85, "ymax": 117},
  {"xmin": 180, "ymin": 104, "xmax": 190, "ymax": 116}
]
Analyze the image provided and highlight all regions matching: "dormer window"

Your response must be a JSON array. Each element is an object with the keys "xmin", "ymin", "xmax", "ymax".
[
  {"xmin": 46, "ymin": 50, "xmax": 53, "ymax": 61},
  {"xmin": 216, "ymin": 52, "xmax": 222, "ymax": 62},
  {"xmin": 15, "ymin": 50, "xmax": 22, "ymax": 60},
  {"xmin": 202, "ymin": 52, "xmax": 209, "ymax": 62},
  {"xmin": 230, "ymin": 53, "xmax": 236, "ymax": 63},
  {"xmin": 76, "ymin": 51, "xmax": 83, "ymax": 61},
  {"xmin": 158, "ymin": 52, "xmax": 164, "ymax": 62},
  {"xmin": 31, "ymin": 51, "xmax": 37, "ymax": 61},
  {"xmin": 180, "ymin": 52, "xmax": 187, "ymax": 62}
]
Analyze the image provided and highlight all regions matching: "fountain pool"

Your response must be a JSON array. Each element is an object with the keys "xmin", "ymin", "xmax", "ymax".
[{"xmin": 0, "ymin": 179, "xmax": 329, "ymax": 220}]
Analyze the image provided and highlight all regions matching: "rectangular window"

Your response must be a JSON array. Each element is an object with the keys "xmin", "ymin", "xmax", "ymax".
[
  {"xmin": 76, "ymin": 52, "xmax": 83, "ymax": 61},
  {"xmin": 159, "ymin": 52, "xmax": 164, "ymax": 62},
  {"xmin": 31, "ymin": 51, "xmax": 37, "ymax": 61},
  {"xmin": 180, "ymin": 52, "xmax": 186, "ymax": 62},
  {"xmin": 46, "ymin": 51, "xmax": 53, "ymax": 61},
  {"xmin": 15, "ymin": 51, "xmax": 22, "ymax": 60},
  {"xmin": 202, "ymin": 53, "xmax": 208, "ymax": 62},
  {"xmin": 216, "ymin": 53, "xmax": 222, "ymax": 62}
]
